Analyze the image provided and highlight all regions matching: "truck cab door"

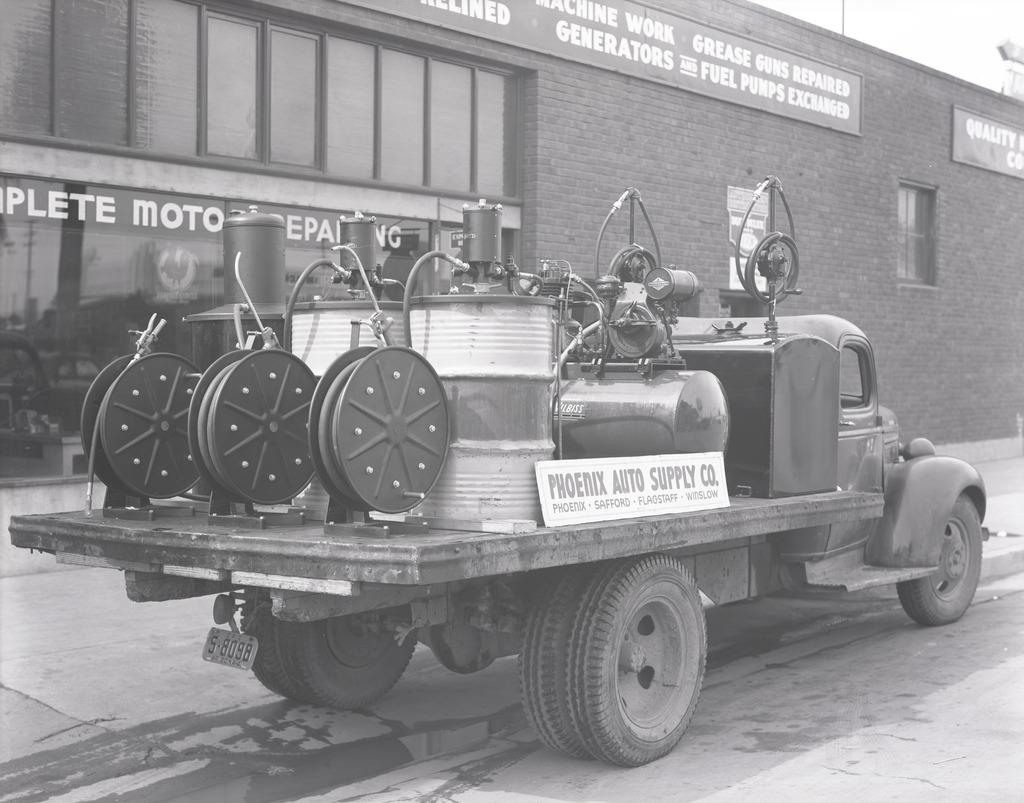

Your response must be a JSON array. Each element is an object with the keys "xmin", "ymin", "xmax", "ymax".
[
  {"xmin": 837, "ymin": 336, "xmax": 883, "ymax": 494},
  {"xmin": 820, "ymin": 335, "xmax": 886, "ymax": 557}
]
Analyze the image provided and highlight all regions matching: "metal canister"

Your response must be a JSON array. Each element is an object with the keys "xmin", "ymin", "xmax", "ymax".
[
  {"xmin": 408, "ymin": 295, "xmax": 555, "ymax": 523},
  {"xmin": 556, "ymin": 370, "xmax": 729, "ymax": 459},
  {"xmin": 290, "ymin": 300, "xmax": 404, "ymax": 376},
  {"xmin": 222, "ymin": 206, "xmax": 285, "ymax": 305}
]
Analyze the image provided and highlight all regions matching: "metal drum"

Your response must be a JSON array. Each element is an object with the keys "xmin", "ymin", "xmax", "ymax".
[
  {"xmin": 290, "ymin": 300, "xmax": 404, "ymax": 376},
  {"xmin": 408, "ymin": 295, "xmax": 556, "ymax": 522}
]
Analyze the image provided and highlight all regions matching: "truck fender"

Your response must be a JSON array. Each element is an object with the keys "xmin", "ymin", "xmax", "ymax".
[{"xmin": 866, "ymin": 455, "xmax": 986, "ymax": 568}]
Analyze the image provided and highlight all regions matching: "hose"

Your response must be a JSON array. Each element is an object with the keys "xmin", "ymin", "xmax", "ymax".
[
  {"xmin": 402, "ymin": 249, "xmax": 467, "ymax": 347},
  {"xmin": 283, "ymin": 257, "xmax": 347, "ymax": 352},
  {"xmin": 733, "ymin": 176, "xmax": 798, "ymax": 302},
  {"xmin": 593, "ymin": 188, "xmax": 662, "ymax": 279}
]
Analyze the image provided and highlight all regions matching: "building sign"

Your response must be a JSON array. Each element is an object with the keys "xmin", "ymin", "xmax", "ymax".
[
  {"xmin": 535, "ymin": 452, "xmax": 729, "ymax": 527},
  {"xmin": 341, "ymin": 0, "xmax": 862, "ymax": 134},
  {"xmin": 952, "ymin": 107, "xmax": 1024, "ymax": 180}
]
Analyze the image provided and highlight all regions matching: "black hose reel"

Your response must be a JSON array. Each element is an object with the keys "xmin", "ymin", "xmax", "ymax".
[{"xmin": 733, "ymin": 175, "xmax": 802, "ymax": 341}]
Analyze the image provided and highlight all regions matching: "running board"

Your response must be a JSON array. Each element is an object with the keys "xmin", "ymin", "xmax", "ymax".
[{"xmin": 803, "ymin": 550, "xmax": 935, "ymax": 592}]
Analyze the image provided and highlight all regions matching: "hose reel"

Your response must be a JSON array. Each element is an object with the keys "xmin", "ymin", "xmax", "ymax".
[
  {"xmin": 309, "ymin": 346, "xmax": 450, "ymax": 514},
  {"xmin": 82, "ymin": 352, "xmax": 201, "ymax": 501},
  {"xmin": 189, "ymin": 349, "xmax": 317, "ymax": 506}
]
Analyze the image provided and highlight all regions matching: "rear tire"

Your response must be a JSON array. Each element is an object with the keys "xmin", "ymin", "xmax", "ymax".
[
  {"xmin": 246, "ymin": 606, "xmax": 314, "ymax": 703},
  {"xmin": 897, "ymin": 494, "xmax": 982, "ymax": 626},
  {"xmin": 519, "ymin": 568, "xmax": 594, "ymax": 759},
  {"xmin": 568, "ymin": 554, "xmax": 706, "ymax": 767},
  {"xmin": 273, "ymin": 612, "xmax": 416, "ymax": 709}
]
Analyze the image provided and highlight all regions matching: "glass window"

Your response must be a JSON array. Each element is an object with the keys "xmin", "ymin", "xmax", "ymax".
[
  {"xmin": 476, "ymin": 70, "xmax": 514, "ymax": 196},
  {"xmin": 380, "ymin": 50, "xmax": 425, "ymax": 186},
  {"xmin": 430, "ymin": 62, "xmax": 472, "ymax": 191},
  {"xmin": 897, "ymin": 184, "xmax": 936, "ymax": 284},
  {"xmin": 207, "ymin": 16, "xmax": 259, "ymax": 159},
  {"xmin": 136, "ymin": 0, "xmax": 198, "ymax": 155},
  {"xmin": 840, "ymin": 345, "xmax": 866, "ymax": 408},
  {"xmin": 0, "ymin": 0, "xmax": 52, "ymax": 136},
  {"xmin": 326, "ymin": 38, "xmax": 376, "ymax": 179},
  {"xmin": 56, "ymin": 0, "xmax": 129, "ymax": 145},
  {"xmin": 270, "ymin": 29, "xmax": 318, "ymax": 167}
]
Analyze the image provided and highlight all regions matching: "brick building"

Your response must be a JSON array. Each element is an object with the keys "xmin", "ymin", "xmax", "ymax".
[{"xmin": 1, "ymin": 0, "xmax": 1022, "ymax": 488}]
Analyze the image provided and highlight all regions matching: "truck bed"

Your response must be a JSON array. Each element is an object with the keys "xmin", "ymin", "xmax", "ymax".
[{"xmin": 10, "ymin": 491, "xmax": 882, "ymax": 594}]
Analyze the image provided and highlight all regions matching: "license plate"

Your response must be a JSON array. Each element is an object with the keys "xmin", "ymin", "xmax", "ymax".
[{"xmin": 202, "ymin": 627, "xmax": 258, "ymax": 670}]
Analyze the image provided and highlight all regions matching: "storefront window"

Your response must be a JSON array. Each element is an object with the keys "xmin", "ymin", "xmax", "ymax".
[
  {"xmin": 0, "ymin": 174, "xmax": 444, "ymax": 479},
  {"xmin": 270, "ymin": 29, "xmax": 318, "ymax": 167},
  {"xmin": 207, "ymin": 16, "xmax": 259, "ymax": 159},
  {"xmin": 56, "ymin": 0, "xmax": 129, "ymax": 145},
  {"xmin": 381, "ymin": 50, "xmax": 426, "ymax": 186},
  {"xmin": 476, "ymin": 70, "xmax": 515, "ymax": 197},
  {"xmin": 136, "ymin": 0, "xmax": 199, "ymax": 155}
]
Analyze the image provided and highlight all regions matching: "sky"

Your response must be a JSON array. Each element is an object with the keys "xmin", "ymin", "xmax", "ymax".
[{"xmin": 747, "ymin": 0, "xmax": 1022, "ymax": 92}]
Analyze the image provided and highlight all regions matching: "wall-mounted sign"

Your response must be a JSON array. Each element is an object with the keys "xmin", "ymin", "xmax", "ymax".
[
  {"xmin": 952, "ymin": 107, "xmax": 1024, "ymax": 180},
  {"xmin": 341, "ymin": 0, "xmax": 862, "ymax": 134},
  {"xmin": 535, "ymin": 451, "xmax": 729, "ymax": 527}
]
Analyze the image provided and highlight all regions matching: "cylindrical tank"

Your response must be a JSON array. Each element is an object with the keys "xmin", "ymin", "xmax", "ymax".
[
  {"xmin": 556, "ymin": 370, "xmax": 729, "ymax": 459},
  {"xmin": 338, "ymin": 215, "xmax": 377, "ymax": 272},
  {"xmin": 408, "ymin": 295, "xmax": 555, "ymax": 522},
  {"xmin": 222, "ymin": 207, "xmax": 285, "ymax": 305},
  {"xmin": 290, "ymin": 300, "xmax": 404, "ymax": 376},
  {"xmin": 462, "ymin": 204, "xmax": 502, "ymax": 266}
]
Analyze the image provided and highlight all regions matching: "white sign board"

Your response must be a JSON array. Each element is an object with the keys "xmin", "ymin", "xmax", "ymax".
[{"xmin": 535, "ymin": 452, "xmax": 729, "ymax": 527}]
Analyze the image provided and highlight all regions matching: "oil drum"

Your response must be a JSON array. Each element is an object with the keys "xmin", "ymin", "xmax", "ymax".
[
  {"xmin": 290, "ymin": 300, "xmax": 404, "ymax": 376},
  {"xmin": 407, "ymin": 295, "xmax": 556, "ymax": 522}
]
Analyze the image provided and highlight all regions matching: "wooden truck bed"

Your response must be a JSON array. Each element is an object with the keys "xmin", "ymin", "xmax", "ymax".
[{"xmin": 9, "ymin": 491, "xmax": 882, "ymax": 596}]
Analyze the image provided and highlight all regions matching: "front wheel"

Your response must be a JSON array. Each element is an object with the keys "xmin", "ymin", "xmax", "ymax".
[{"xmin": 897, "ymin": 494, "xmax": 982, "ymax": 626}]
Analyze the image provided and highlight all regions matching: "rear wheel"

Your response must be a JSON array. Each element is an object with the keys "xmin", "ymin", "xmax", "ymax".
[
  {"xmin": 898, "ymin": 494, "xmax": 982, "ymax": 626},
  {"xmin": 519, "ymin": 568, "xmax": 595, "ymax": 759},
  {"xmin": 568, "ymin": 554, "xmax": 706, "ymax": 767},
  {"xmin": 245, "ymin": 606, "xmax": 314, "ymax": 703},
  {"xmin": 273, "ymin": 611, "xmax": 416, "ymax": 709}
]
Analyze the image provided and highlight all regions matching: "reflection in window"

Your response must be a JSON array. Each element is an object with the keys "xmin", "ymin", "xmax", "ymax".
[
  {"xmin": 56, "ymin": 0, "xmax": 129, "ymax": 144},
  {"xmin": 271, "ymin": 29, "xmax": 318, "ymax": 167},
  {"xmin": 207, "ymin": 17, "xmax": 259, "ymax": 159},
  {"xmin": 430, "ymin": 62, "xmax": 472, "ymax": 191},
  {"xmin": 136, "ymin": 0, "xmax": 198, "ymax": 155},
  {"xmin": 381, "ymin": 50, "xmax": 425, "ymax": 185},
  {"xmin": 327, "ymin": 38, "xmax": 376, "ymax": 179},
  {"xmin": 0, "ymin": 0, "xmax": 52, "ymax": 135},
  {"xmin": 897, "ymin": 184, "xmax": 936, "ymax": 284}
]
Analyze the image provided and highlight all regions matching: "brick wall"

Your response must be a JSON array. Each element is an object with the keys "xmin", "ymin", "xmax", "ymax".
[{"xmin": 289, "ymin": 0, "xmax": 1024, "ymax": 448}]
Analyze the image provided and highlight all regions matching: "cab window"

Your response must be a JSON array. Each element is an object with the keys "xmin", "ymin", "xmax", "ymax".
[{"xmin": 840, "ymin": 344, "xmax": 870, "ymax": 409}]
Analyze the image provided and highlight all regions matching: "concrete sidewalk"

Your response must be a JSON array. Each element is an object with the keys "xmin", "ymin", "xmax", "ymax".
[{"xmin": 975, "ymin": 456, "xmax": 1024, "ymax": 580}]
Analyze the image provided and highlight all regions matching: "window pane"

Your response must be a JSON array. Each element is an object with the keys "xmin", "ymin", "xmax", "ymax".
[
  {"xmin": 56, "ymin": 0, "xmax": 129, "ymax": 144},
  {"xmin": 476, "ymin": 71, "xmax": 513, "ymax": 196},
  {"xmin": 381, "ymin": 50, "xmax": 424, "ymax": 185},
  {"xmin": 0, "ymin": 0, "xmax": 52, "ymax": 135},
  {"xmin": 326, "ymin": 38, "xmax": 375, "ymax": 178},
  {"xmin": 271, "ymin": 29, "xmax": 317, "ymax": 167},
  {"xmin": 136, "ymin": 0, "xmax": 198, "ymax": 155},
  {"xmin": 207, "ymin": 17, "xmax": 258, "ymax": 159},
  {"xmin": 430, "ymin": 62, "xmax": 471, "ymax": 191}
]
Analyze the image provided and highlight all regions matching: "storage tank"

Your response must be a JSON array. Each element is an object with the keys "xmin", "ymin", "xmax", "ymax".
[
  {"xmin": 290, "ymin": 300, "xmax": 404, "ymax": 376},
  {"xmin": 557, "ymin": 370, "xmax": 729, "ymax": 459}
]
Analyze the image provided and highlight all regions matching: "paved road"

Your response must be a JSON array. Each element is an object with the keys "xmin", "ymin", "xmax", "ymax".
[{"xmin": 2, "ymin": 565, "xmax": 1022, "ymax": 802}]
